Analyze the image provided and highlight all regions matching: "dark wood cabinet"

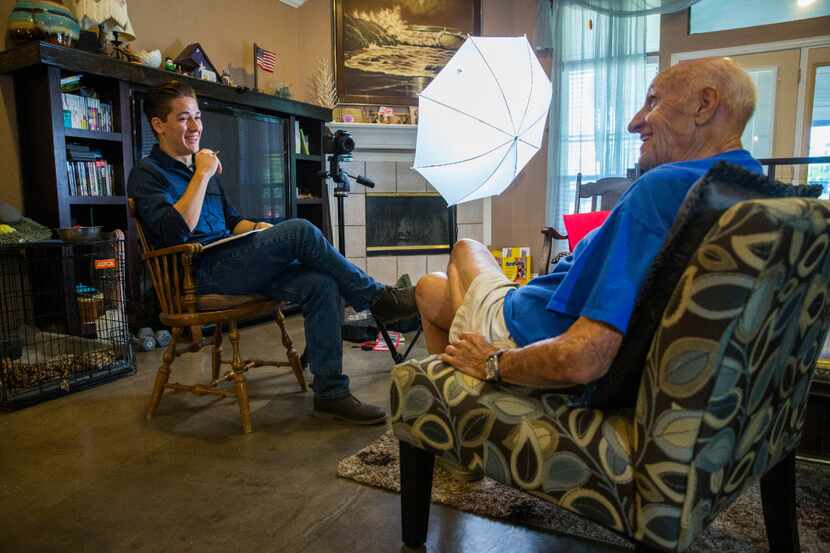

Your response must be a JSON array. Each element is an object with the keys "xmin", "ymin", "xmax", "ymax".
[{"xmin": 0, "ymin": 42, "xmax": 332, "ymax": 327}]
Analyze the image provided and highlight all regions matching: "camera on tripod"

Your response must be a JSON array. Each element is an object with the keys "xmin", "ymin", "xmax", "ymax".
[
  {"xmin": 325, "ymin": 129, "xmax": 355, "ymax": 160},
  {"xmin": 320, "ymin": 129, "xmax": 374, "ymax": 192}
]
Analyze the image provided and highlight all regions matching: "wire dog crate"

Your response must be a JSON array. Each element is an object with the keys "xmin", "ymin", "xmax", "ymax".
[{"xmin": 0, "ymin": 237, "xmax": 135, "ymax": 409}]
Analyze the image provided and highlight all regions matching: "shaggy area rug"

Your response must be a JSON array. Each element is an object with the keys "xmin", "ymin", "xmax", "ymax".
[{"xmin": 337, "ymin": 430, "xmax": 830, "ymax": 552}]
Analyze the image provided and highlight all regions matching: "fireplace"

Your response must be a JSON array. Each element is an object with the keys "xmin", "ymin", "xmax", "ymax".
[
  {"xmin": 326, "ymin": 122, "xmax": 488, "ymax": 285},
  {"xmin": 365, "ymin": 193, "xmax": 454, "ymax": 256}
]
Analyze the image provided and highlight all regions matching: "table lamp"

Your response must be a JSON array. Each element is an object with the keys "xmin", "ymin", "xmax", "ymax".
[{"xmin": 73, "ymin": 0, "xmax": 136, "ymax": 58}]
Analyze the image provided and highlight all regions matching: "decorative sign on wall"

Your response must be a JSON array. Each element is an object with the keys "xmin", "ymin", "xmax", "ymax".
[{"xmin": 334, "ymin": 0, "xmax": 481, "ymax": 106}]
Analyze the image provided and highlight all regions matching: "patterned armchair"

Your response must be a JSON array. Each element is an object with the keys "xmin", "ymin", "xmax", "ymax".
[{"xmin": 390, "ymin": 197, "xmax": 830, "ymax": 552}]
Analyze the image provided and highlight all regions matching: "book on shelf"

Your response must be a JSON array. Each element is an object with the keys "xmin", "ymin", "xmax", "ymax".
[
  {"xmin": 60, "ymin": 75, "xmax": 82, "ymax": 92},
  {"xmin": 300, "ymin": 129, "xmax": 310, "ymax": 155},
  {"xmin": 61, "ymin": 92, "xmax": 113, "ymax": 132},
  {"xmin": 293, "ymin": 121, "xmax": 311, "ymax": 155},
  {"xmin": 65, "ymin": 144, "xmax": 114, "ymax": 197}
]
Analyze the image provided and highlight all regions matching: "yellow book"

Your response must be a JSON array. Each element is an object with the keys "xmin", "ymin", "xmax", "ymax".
[{"xmin": 493, "ymin": 247, "xmax": 531, "ymax": 285}]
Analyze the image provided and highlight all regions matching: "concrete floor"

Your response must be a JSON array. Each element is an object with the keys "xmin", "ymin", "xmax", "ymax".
[{"xmin": 0, "ymin": 316, "xmax": 628, "ymax": 553}]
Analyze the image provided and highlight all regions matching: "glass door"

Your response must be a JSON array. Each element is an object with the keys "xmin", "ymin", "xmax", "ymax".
[
  {"xmin": 800, "ymin": 47, "xmax": 830, "ymax": 197},
  {"xmin": 728, "ymin": 49, "xmax": 801, "ymax": 159}
]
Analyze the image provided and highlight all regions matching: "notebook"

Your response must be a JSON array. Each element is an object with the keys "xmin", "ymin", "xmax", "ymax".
[{"xmin": 201, "ymin": 228, "xmax": 266, "ymax": 251}]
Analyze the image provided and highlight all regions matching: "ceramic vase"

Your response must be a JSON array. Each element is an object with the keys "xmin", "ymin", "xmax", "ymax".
[{"xmin": 7, "ymin": 0, "xmax": 80, "ymax": 48}]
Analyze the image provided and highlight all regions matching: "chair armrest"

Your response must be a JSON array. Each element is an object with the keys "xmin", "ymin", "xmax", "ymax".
[
  {"xmin": 539, "ymin": 227, "xmax": 568, "ymax": 276},
  {"xmin": 541, "ymin": 227, "xmax": 568, "ymax": 240},
  {"xmin": 142, "ymin": 242, "xmax": 203, "ymax": 260}
]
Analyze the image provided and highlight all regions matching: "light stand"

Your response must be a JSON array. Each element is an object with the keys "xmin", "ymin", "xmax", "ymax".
[
  {"xmin": 319, "ymin": 149, "xmax": 422, "ymax": 363},
  {"xmin": 319, "ymin": 152, "xmax": 375, "ymax": 255}
]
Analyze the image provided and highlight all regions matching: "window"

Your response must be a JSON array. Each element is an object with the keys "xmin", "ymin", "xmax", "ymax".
[
  {"xmin": 808, "ymin": 65, "xmax": 830, "ymax": 197},
  {"xmin": 559, "ymin": 58, "xmax": 658, "ymax": 216},
  {"xmin": 691, "ymin": 0, "xmax": 830, "ymax": 34},
  {"xmin": 741, "ymin": 68, "xmax": 777, "ymax": 159}
]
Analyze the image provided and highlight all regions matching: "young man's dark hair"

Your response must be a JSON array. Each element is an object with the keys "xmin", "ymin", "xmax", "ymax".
[{"xmin": 144, "ymin": 81, "xmax": 197, "ymax": 135}]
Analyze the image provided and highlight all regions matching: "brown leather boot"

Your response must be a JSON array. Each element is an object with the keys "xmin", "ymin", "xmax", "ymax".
[
  {"xmin": 313, "ymin": 394, "xmax": 386, "ymax": 425},
  {"xmin": 370, "ymin": 285, "xmax": 418, "ymax": 324}
]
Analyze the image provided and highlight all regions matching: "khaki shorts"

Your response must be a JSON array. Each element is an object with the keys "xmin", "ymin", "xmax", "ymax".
[{"xmin": 449, "ymin": 270, "xmax": 518, "ymax": 349}]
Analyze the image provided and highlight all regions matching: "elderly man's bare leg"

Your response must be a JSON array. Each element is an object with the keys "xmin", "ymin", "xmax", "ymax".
[{"xmin": 416, "ymin": 239, "xmax": 502, "ymax": 354}]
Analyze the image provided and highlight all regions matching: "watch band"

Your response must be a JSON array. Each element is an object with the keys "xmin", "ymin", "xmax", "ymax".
[{"xmin": 485, "ymin": 349, "xmax": 506, "ymax": 382}]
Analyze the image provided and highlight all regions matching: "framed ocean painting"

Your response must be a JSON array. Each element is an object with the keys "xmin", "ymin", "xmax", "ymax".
[{"xmin": 333, "ymin": 0, "xmax": 481, "ymax": 105}]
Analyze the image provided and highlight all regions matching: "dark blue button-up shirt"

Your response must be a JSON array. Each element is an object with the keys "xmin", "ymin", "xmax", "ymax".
[{"xmin": 128, "ymin": 145, "xmax": 244, "ymax": 248}]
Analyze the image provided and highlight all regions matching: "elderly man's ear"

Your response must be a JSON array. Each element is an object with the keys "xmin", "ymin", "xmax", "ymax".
[{"xmin": 694, "ymin": 86, "xmax": 720, "ymax": 126}]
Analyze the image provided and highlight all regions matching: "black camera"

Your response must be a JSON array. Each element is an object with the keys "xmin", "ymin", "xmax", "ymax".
[{"xmin": 324, "ymin": 129, "xmax": 355, "ymax": 157}]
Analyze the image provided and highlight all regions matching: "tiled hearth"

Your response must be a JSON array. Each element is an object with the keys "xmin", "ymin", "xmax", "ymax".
[{"xmin": 326, "ymin": 123, "xmax": 489, "ymax": 286}]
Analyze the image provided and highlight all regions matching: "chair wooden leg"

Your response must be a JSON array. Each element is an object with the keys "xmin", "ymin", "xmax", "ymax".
[
  {"xmin": 211, "ymin": 324, "xmax": 223, "ymax": 381},
  {"xmin": 228, "ymin": 320, "xmax": 252, "ymax": 434},
  {"xmin": 761, "ymin": 450, "xmax": 800, "ymax": 553},
  {"xmin": 275, "ymin": 306, "xmax": 307, "ymax": 392},
  {"xmin": 400, "ymin": 440, "xmax": 435, "ymax": 549},
  {"xmin": 146, "ymin": 327, "xmax": 180, "ymax": 419}
]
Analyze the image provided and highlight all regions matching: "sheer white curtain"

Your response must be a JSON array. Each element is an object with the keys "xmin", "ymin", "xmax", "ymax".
[{"xmin": 536, "ymin": 0, "xmax": 698, "ymax": 228}]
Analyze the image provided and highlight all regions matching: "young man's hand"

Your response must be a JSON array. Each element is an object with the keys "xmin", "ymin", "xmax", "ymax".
[{"xmin": 194, "ymin": 149, "xmax": 223, "ymax": 177}]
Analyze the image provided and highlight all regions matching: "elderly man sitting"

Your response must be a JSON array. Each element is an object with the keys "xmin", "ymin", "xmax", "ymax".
[{"xmin": 415, "ymin": 57, "xmax": 761, "ymax": 394}]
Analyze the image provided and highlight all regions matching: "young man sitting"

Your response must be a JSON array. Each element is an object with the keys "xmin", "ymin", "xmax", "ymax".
[{"xmin": 129, "ymin": 82, "xmax": 416, "ymax": 424}]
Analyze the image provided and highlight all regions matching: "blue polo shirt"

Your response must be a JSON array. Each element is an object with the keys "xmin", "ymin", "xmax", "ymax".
[
  {"xmin": 504, "ymin": 150, "xmax": 763, "ymax": 346},
  {"xmin": 128, "ymin": 145, "xmax": 244, "ymax": 248}
]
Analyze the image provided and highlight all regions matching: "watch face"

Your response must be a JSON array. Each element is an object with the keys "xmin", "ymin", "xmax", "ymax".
[{"xmin": 485, "ymin": 357, "xmax": 497, "ymax": 381}]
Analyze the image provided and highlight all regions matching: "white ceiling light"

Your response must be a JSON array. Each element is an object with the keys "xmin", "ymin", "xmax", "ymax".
[
  {"xmin": 280, "ymin": 0, "xmax": 307, "ymax": 6},
  {"xmin": 797, "ymin": 0, "xmax": 816, "ymax": 8}
]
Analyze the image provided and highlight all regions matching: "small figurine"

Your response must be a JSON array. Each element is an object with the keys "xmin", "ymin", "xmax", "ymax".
[
  {"xmin": 274, "ymin": 85, "xmax": 293, "ymax": 99},
  {"xmin": 164, "ymin": 57, "xmax": 177, "ymax": 72},
  {"xmin": 196, "ymin": 62, "xmax": 217, "ymax": 83},
  {"xmin": 221, "ymin": 71, "xmax": 235, "ymax": 87}
]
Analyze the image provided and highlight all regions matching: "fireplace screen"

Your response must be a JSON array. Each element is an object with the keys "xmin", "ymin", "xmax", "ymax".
[{"xmin": 365, "ymin": 193, "xmax": 453, "ymax": 256}]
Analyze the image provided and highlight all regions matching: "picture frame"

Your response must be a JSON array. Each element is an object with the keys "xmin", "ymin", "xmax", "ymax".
[{"xmin": 333, "ymin": 0, "xmax": 482, "ymax": 106}]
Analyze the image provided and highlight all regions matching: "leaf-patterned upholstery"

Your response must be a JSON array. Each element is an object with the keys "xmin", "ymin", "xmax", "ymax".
[{"xmin": 390, "ymin": 198, "xmax": 830, "ymax": 552}]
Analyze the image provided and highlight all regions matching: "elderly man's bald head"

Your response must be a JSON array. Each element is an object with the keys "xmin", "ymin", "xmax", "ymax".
[
  {"xmin": 628, "ymin": 57, "xmax": 756, "ymax": 171},
  {"xmin": 656, "ymin": 58, "xmax": 756, "ymax": 132}
]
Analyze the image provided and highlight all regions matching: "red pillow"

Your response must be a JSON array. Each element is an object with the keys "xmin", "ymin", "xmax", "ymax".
[{"xmin": 562, "ymin": 210, "xmax": 611, "ymax": 251}]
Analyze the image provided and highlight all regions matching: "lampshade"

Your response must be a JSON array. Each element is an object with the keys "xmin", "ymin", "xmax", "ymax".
[{"xmin": 72, "ymin": 0, "xmax": 136, "ymax": 42}]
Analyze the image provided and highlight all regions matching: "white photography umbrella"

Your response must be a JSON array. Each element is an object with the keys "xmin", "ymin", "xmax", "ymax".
[{"xmin": 413, "ymin": 36, "xmax": 552, "ymax": 206}]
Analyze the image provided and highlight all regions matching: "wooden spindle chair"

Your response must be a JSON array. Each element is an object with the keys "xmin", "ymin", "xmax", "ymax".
[{"xmin": 128, "ymin": 199, "xmax": 306, "ymax": 433}]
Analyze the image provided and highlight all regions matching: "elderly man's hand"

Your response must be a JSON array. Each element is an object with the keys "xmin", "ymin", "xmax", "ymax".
[{"xmin": 441, "ymin": 332, "xmax": 501, "ymax": 380}]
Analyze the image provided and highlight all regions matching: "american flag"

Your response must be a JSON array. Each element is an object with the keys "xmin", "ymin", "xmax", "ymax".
[{"xmin": 255, "ymin": 45, "xmax": 277, "ymax": 73}]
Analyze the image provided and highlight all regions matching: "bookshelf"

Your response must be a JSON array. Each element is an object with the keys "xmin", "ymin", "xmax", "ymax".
[{"xmin": 0, "ymin": 42, "xmax": 333, "ymax": 327}]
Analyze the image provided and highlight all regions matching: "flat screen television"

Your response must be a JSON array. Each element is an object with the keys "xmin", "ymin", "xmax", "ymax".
[{"xmin": 133, "ymin": 94, "xmax": 288, "ymax": 223}]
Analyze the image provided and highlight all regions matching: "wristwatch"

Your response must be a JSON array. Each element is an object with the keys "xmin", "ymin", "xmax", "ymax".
[{"xmin": 484, "ymin": 349, "xmax": 506, "ymax": 382}]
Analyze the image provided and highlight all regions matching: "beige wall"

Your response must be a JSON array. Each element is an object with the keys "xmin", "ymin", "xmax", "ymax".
[
  {"xmin": 0, "ymin": 0, "xmax": 547, "ymax": 259},
  {"xmin": 483, "ymin": 0, "xmax": 550, "ymax": 262},
  {"xmin": 660, "ymin": 10, "xmax": 830, "ymax": 69}
]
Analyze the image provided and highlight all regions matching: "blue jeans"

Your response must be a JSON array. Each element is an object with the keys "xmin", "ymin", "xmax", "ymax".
[{"xmin": 195, "ymin": 219, "xmax": 384, "ymax": 399}]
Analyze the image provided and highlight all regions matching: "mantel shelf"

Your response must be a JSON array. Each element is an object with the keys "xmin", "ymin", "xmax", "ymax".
[{"xmin": 326, "ymin": 122, "xmax": 417, "ymax": 151}]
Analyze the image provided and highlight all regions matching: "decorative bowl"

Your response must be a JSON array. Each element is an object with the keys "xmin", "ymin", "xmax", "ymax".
[
  {"xmin": 56, "ymin": 226, "xmax": 103, "ymax": 241},
  {"xmin": 7, "ymin": 1, "xmax": 80, "ymax": 48},
  {"xmin": 136, "ymin": 49, "xmax": 162, "ymax": 68}
]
